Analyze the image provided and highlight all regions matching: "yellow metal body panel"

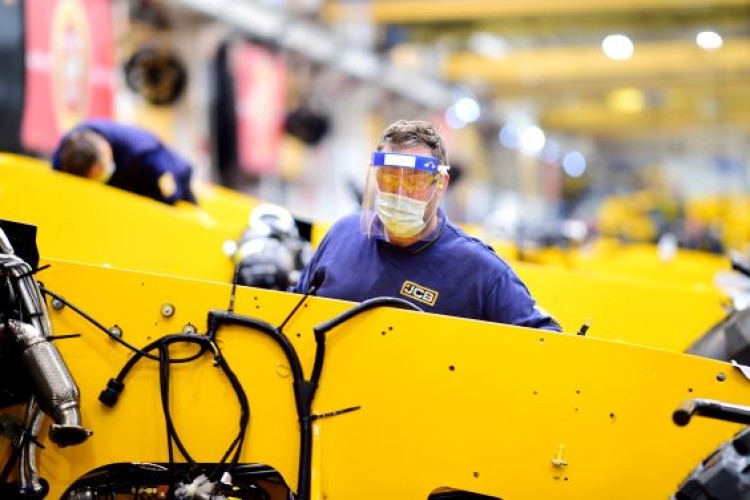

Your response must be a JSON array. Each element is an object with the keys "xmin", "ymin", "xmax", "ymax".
[
  {"xmin": 503, "ymin": 238, "xmax": 728, "ymax": 289},
  {"xmin": 0, "ymin": 153, "xmax": 236, "ymax": 282},
  {"xmin": 6, "ymin": 259, "xmax": 749, "ymax": 499},
  {"xmin": 0, "ymin": 152, "xmax": 727, "ymax": 356},
  {"xmin": 515, "ymin": 260, "xmax": 726, "ymax": 351}
]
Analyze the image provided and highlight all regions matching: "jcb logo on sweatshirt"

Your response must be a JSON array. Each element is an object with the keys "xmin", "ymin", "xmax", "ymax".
[{"xmin": 400, "ymin": 280, "xmax": 439, "ymax": 307}]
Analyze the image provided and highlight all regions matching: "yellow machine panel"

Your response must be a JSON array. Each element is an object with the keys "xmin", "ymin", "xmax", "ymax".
[
  {"xmin": 0, "ymin": 152, "xmax": 731, "ymax": 359},
  {"xmin": 0, "ymin": 153, "xmax": 239, "ymax": 282},
  {"xmin": 515, "ymin": 260, "xmax": 727, "ymax": 352},
  {"xmin": 2, "ymin": 258, "xmax": 747, "ymax": 499}
]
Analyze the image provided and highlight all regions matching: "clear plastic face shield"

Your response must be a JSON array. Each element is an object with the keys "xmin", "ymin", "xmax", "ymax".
[{"xmin": 361, "ymin": 151, "xmax": 450, "ymax": 242}]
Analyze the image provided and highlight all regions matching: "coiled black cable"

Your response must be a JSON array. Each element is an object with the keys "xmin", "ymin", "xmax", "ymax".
[
  {"xmin": 205, "ymin": 296, "xmax": 421, "ymax": 500},
  {"xmin": 100, "ymin": 333, "xmax": 249, "ymax": 490}
]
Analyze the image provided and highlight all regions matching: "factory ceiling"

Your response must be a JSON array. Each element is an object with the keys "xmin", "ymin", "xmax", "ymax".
[{"xmin": 324, "ymin": 0, "xmax": 750, "ymax": 141}]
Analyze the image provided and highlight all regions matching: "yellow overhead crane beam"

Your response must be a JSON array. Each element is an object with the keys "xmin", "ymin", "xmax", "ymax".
[
  {"xmin": 442, "ymin": 38, "xmax": 750, "ymax": 88},
  {"xmin": 324, "ymin": 0, "xmax": 750, "ymax": 24}
]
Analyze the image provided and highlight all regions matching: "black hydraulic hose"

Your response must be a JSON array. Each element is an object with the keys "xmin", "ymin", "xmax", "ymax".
[
  {"xmin": 309, "ymin": 297, "xmax": 422, "ymax": 402},
  {"xmin": 100, "ymin": 333, "xmax": 250, "ymax": 488},
  {"xmin": 731, "ymin": 255, "xmax": 750, "ymax": 280},
  {"xmin": 158, "ymin": 343, "xmax": 194, "ymax": 466},
  {"xmin": 674, "ymin": 398, "xmax": 750, "ymax": 426},
  {"xmin": 206, "ymin": 311, "xmax": 308, "ymax": 412},
  {"xmin": 205, "ymin": 309, "xmax": 313, "ymax": 500},
  {"xmin": 207, "ymin": 298, "xmax": 420, "ymax": 500}
]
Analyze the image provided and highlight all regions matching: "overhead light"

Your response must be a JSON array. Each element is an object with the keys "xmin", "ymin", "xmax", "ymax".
[
  {"xmin": 467, "ymin": 32, "xmax": 509, "ymax": 59},
  {"xmin": 696, "ymin": 31, "xmax": 723, "ymax": 50},
  {"xmin": 498, "ymin": 124, "xmax": 520, "ymax": 149},
  {"xmin": 602, "ymin": 34, "xmax": 634, "ymax": 61},
  {"xmin": 562, "ymin": 151, "xmax": 586, "ymax": 177},
  {"xmin": 453, "ymin": 96, "xmax": 481, "ymax": 123},
  {"xmin": 444, "ymin": 106, "xmax": 467, "ymax": 129},
  {"xmin": 519, "ymin": 125, "xmax": 545, "ymax": 156}
]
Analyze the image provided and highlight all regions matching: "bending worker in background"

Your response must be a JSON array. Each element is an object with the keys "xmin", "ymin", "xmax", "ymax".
[
  {"xmin": 292, "ymin": 119, "xmax": 561, "ymax": 331},
  {"xmin": 52, "ymin": 119, "xmax": 197, "ymax": 206}
]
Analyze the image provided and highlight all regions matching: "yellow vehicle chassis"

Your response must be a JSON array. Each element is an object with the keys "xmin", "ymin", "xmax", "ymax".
[{"xmin": 2, "ymin": 259, "xmax": 747, "ymax": 499}]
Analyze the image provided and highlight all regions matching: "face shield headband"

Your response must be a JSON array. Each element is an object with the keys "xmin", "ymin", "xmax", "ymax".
[{"xmin": 370, "ymin": 152, "xmax": 445, "ymax": 174}]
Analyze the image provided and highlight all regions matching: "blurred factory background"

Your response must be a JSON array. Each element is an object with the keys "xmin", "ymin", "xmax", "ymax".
[{"xmin": 1, "ymin": 0, "xmax": 749, "ymax": 252}]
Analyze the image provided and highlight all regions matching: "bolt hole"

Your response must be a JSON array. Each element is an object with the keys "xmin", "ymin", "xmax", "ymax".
[
  {"xmin": 688, "ymin": 387, "xmax": 694, "ymax": 393},
  {"xmin": 449, "ymin": 365, "xmax": 455, "ymax": 371},
  {"xmin": 472, "ymin": 471, "xmax": 479, "ymax": 478},
  {"xmin": 717, "ymin": 372, "xmax": 727, "ymax": 382}
]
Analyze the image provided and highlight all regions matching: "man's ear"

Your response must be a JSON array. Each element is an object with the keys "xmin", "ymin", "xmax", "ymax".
[{"xmin": 437, "ymin": 173, "xmax": 450, "ymax": 191}]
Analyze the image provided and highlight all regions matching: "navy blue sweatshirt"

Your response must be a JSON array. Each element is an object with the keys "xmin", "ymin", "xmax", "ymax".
[
  {"xmin": 292, "ymin": 211, "xmax": 561, "ymax": 331},
  {"xmin": 52, "ymin": 120, "xmax": 196, "ymax": 205}
]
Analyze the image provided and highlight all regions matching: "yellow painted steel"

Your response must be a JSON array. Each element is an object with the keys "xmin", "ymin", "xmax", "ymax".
[
  {"xmin": 4, "ymin": 258, "xmax": 748, "ymax": 499},
  {"xmin": 505, "ymin": 238, "xmax": 728, "ymax": 288},
  {"xmin": 0, "ymin": 153, "xmax": 239, "ymax": 282},
  {"xmin": 514, "ymin": 260, "xmax": 726, "ymax": 352},
  {"xmin": 0, "ymin": 152, "xmax": 729, "ymax": 355}
]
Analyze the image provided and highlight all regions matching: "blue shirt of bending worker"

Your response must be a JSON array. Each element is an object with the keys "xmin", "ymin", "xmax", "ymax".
[
  {"xmin": 292, "ymin": 210, "xmax": 561, "ymax": 331},
  {"xmin": 52, "ymin": 119, "xmax": 197, "ymax": 205}
]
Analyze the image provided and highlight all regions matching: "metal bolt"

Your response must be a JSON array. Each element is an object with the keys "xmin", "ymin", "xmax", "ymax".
[
  {"xmin": 50, "ymin": 298, "xmax": 64, "ymax": 310},
  {"xmin": 160, "ymin": 303, "xmax": 175, "ymax": 317},
  {"xmin": 109, "ymin": 325, "xmax": 123, "ymax": 339},
  {"xmin": 182, "ymin": 323, "xmax": 196, "ymax": 335}
]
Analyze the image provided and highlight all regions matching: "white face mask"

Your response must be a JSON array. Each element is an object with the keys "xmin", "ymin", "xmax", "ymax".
[{"xmin": 375, "ymin": 191, "xmax": 430, "ymax": 238}]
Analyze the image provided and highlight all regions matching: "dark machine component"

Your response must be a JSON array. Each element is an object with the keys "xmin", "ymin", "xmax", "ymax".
[
  {"xmin": 0, "ymin": 221, "xmax": 90, "ymax": 497},
  {"xmin": 0, "ymin": 224, "xmax": 90, "ymax": 448},
  {"xmin": 687, "ymin": 255, "xmax": 750, "ymax": 364},
  {"xmin": 124, "ymin": 46, "xmax": 187, "ymax": 106},
  {"xmin": 687, "ymin": 308, "xmax": 750, "ymax": 364},
  {"xmin": 673, "ymin": 426, "xmax": 750, "ymax": 500},
  {"xmin": 1, "ymin": 320, "xmax": 90, "ymax": 447},
  {"xmin": 63, "ymin": 462, "xmax": 290, "ymax": 499},
  {"xmin": 284, "ymin": 107, "xmax": 330, "ymax": 146},
  {"xmin": 235, "ymin": 237, "xmax": 295, "ymax": 291},
  {"xmin": 230, "ymin": 204, "xmax": 312, "ymax": 290},
  {"xmin": 672, "ymin": 398, "xmax": 750, "ymax": 499}
]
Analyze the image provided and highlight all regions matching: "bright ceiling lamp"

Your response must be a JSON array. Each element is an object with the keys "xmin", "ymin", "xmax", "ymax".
[
  {"xmin": 602, "ymin": 34, "xmax": 634, "ymax": 61},
  {"xmin": 696, "ymin": 31, "xmax": 723, "ymax": 50},
  {"xmin": 519, "ymin": 125, "xmax": 546, "ymax": 156},
  {"xmin": 562, "ymin": 151, "xmax": 587, "ymax": 177}
]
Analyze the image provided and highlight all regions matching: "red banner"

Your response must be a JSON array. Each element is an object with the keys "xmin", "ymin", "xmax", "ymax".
[
  {"xmin": 233, "ymin": 42, "xmax": 287, "ymax": 175},
  {"xmin": 21, "ymin": 0, "xmax": 115, "ymax": 153}
]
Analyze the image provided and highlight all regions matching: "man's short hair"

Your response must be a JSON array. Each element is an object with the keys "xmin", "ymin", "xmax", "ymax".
[
  {"xmin": 376, "ymin": 120, "xmax": 449, "ymax": 166},
  {"xmin": 57, "ymin": 130, "xmax": 103, "ymax": 177}
]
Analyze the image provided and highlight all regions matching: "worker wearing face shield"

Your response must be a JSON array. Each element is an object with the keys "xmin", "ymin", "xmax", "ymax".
[{"xmin": 292, "ymin": 119, "xmax": 560, "ymax": 331}]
